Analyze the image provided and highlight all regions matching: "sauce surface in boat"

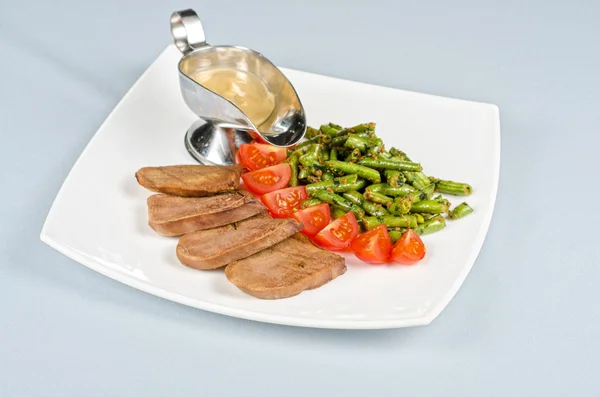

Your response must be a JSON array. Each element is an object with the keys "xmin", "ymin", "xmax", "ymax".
[{"xmin": 190, "ymin": 68, "xmax": 275, "ymax": 126}]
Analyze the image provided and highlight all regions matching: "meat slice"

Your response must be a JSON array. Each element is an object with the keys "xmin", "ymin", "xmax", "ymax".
[
  {"xmin": 135, "ymin": 165, "xmax": 242, "ymax": 197},
  {"xmin": 225, "ymin": 234, "xmax": 346, "ymax": 299},
  {"xmin": 147, "ymin": 190, "xmax": 265, "ymax": 236},
  {"xmin": 176, "ymin": 215, "xmax": 302, "ymax": 270}
]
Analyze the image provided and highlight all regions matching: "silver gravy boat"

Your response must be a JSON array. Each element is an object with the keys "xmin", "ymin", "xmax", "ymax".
[{"xmin": 170, "ymin": 9, "xmax": 307, "ymax": 165}]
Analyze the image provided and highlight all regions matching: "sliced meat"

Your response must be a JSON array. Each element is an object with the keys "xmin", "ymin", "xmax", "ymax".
[
  {"xmin": 177, "ymin": 215, "xmax": 302, "ymax": 270},
  {"xmin": 135, "ymin": 165, "xmax": 242, "ymax": 197},
  {"xmin": 225, "ymin": 233, "xmax": 346, "ymax": 299},
  {"xmin": 147, "ymin": 190, "xmax": 265, "ymax": 236}
]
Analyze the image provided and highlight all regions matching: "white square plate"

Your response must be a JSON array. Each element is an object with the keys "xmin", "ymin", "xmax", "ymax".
[{"xmin": 41, "ymin": 45, "xmax": 500, "ymax": 329}]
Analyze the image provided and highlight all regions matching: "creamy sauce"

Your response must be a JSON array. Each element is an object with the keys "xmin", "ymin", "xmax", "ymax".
[{"xmin": 190, "ymin": 68, "xmax": 275, "ymax": 126}]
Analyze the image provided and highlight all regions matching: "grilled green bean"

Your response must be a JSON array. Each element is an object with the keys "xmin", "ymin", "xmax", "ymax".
[
  {"xmin": 288, "ymin": 152, "xmax": 300, "ymax": 187},
  {"xmin": 409, "ymin": 200, "xmax": 449, "ymax": 214},
  {"xmin": 310, "ymin": 190, "xmax": 365, "ymax": 219},
  {"xmin": 305, "ymin": 126, "xmax": 320, "ymax": 139},
  {"xmin": 306, "ymin": 174, "xmax": 362, "ymax": 194},
  {"xmin": 344, "ymin": 148, "xmax": 362, "ymax": 163},
  {"xmin": 415, "ymin": 216, "xmax": 446, "ymax": 235},
  {"xmin": 384, "ymin": 169, "xmax": 405, "ymax": 187},
  {"xmin": 301, "ymin": 198, "xmax": 323, "ymax": 208},
  {"xmin": 366, "ymin": 183, "xmax": 415, "ymax": 197},
  {"xmin": 330, "ymin": 205, "xmax": 347, "ymax": 219},
  {"xmin": 343, "ymin": 191, "xmax": 389, "ymax": 216},
  {"xmin": 364, "ymin": 190, "xmax": 393, "ymax": 206},
  {"xmin": 362, "ymin": 215, "xmax": 418, "ymax": 230},
  {"xmin": 331, "ymin": 135, "xmax": 349, "ymax": 147},
  {"xmin": 298, "ymin": 167, "xmax": 311, "ymax": 180},
  {"xmin": 330, "ymin": 147, "xmax": 338, "ymax": 161},
  {"xmin": 435, "ymin": 179, "xmax": 473, "ymax": 196},
  {"xmin": 359, "ymin": 157, "xmax": 422, "ymax": 172},
  {"xmin": 320, "ymin": 124, "xmax": 339, "ymax": 137},
  {"xmin": 325, "ymin": 160, "xmax": 381, "ymax": 183},
  {"xmin": 367, "ymin": 138, "xmax": 384, "ymax": 154},
  {"xmin": 449, "ymin": 202, "xmax": 474, "ymax": 219},
  {"xmin": 344, "ymin": 134, "xmax": 370, "ymax": 153},
  {"xmin": 388, "ymin": 229, "xmax": 408, "ymax": 243},
  {"xmin": 389, "ymin": 196, "xmax": 413, "ymax": 215}
]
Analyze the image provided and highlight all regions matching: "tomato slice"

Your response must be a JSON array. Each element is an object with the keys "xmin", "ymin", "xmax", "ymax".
[
  {"xmin": 350, "ymin": 225, "xmax": 392, "ymax": 264},
  {"xmin": 391, "ymin": 230, "xmax": 426, "ymax": 264},
  {"xmin": 313, "ymin": 212, "xmax": 359, "ymax": 250},
  {"xmin": 241, "ymin": 163, "xmax": 291, "ymax": 195},
  {"xmin": 239, "ymin": 143, "xmax": 286, "ymax": 171},
  {"xmin": 235, "ymin": 149, "xmax": 244, "ymax": 168},
  {"xmin": 261, "ymin": 186, "xmax": 308, "ymax": 218},
  {"xmin": 292, "ymin": 203, "xmax": 331, "ymax": 236}
]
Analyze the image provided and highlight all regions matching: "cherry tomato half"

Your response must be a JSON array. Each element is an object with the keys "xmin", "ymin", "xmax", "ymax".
[
  {"xmin": 239, "ymin": 143, "xmax": 286, "ymax": 171},
  {"xmin": 235, "ymin": 149, "xmax": 244, "ymax": 168},
  {"xmin": 350, "ymin": 224, "xmax": 392, "ymax": 264},
  {"xmin": 313, "ymin": 212, "xmax": 359, "ymax": 250},
  {"xmin": 390, "ymin": 229, "xmax": 426, "ymax": 264},
  {"xmin": 241, "ymin": 163, "xmax": 291, "ymax": 195},
  {"xmin": 261, "ymin": 186, "xmax": 308, "ymax": 218},
  {"xmin": 292, "ymin": 203, "xmax": 331, "ymax": 236}
]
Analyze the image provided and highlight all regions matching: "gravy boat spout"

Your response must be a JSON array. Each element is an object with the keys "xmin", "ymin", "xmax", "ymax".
[{"xmin": 171, "ymin": 9, "xmax": 306, "ymax": 165}]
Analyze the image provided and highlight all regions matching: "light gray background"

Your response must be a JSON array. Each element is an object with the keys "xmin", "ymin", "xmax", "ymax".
[{"xmin": 1, "ymin": 1, "xmax": 599, "ymax": 396}]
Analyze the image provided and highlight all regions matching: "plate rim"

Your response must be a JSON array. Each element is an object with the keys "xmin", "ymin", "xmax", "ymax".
[{"xmin": 40, "ymin": 45, "xmax": 501, "ymax": 330}]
